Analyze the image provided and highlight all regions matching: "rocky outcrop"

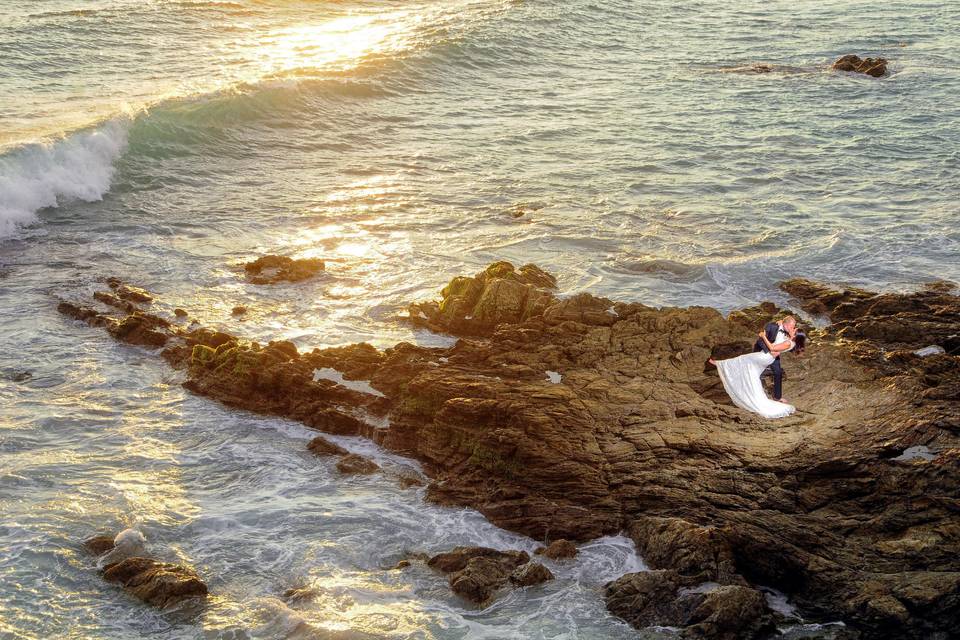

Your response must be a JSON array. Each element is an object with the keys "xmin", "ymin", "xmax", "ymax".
[
  {"xmin": 243, "ymin": 255, "xmax": 325, "ymax": 285},
  {"xmin": 832, "ymin": 55, "xmax": 888, "ymax": 77},
  {"xmin": 605, "ymin": 570, "xmax": 775, "ymax": 639},
  {"xmin": 83, "ymin": 529, "xmax": 207, "ymax": 609},
  {"xmin": 59, "ymin": 266, "xmax": 959, "ymax": 639},
  {"xmin": 408, "ymin": 261, "xmax": 558, "ymax": 335},
  {"xmin": 427, "ymin": 546, "xmax": 550, "ymax": 603}
]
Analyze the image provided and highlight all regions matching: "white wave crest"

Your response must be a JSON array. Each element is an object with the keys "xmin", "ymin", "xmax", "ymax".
[{"xmin": 0, "ymin": 119, "xmax": 129, "ymax": 239}]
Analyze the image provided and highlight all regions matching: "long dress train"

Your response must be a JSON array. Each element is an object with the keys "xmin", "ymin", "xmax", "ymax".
[{"xmin": 714, "ymin": 349, "xmax": 796, "ymax": 419}]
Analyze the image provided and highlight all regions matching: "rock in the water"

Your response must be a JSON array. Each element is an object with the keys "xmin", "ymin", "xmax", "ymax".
[
  {"xmin": 397, "ymin": 470, "xmax": 426, "ymax": 489},
  {"xmin": 243, "ymin": 255, "xmax": 324, "ymax": 285},
  {"xmin": 102, "ymin": 557, "xmax": 207, "ymax": 608},
  {"xmin": 832, "ymin": 54, "xmax": 888, "ymax": 77},
  {"xmin": 173, "ymin": 308, "xmax": 188, "ymax": 318},
  {"xmin": 232, "ymin": 306, "xmax": 247, "ymax": 316},
  {"xmin": 509, "ymin": 562, "xmax": 554, "ymax": 587},
  {"xmin": 83, "ymin": 534, "xmax": 117, "ymax": 556},
  {"xmin": 605, "ymin": 570, "xmax": 774, "ymax": 639},
  {"xmin": 99, "ymin": 528, "xmax": 147, "ymax": 568},
  {"xmin": 107, "ymin": 278, "xmax": 153, "ymax": 304},
  {"xmin": 307, "ymin": 436, "xmax": 349, "ymax": 456},
  {"xmin": 335, "ymin": 453, "xmax": 379, "ymax": 475},
  {"xmin": 536, "ymin": 539, "xmax": 578, "ymax": 560},
  {"xmin": 428, "ymin": 546, "xmax": 531, "ymax": 604}
]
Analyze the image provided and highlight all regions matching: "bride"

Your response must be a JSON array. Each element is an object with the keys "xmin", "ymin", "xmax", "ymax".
[{"xmin": 708, "ymin": 326, "xmax": 806, "ymax": 419}]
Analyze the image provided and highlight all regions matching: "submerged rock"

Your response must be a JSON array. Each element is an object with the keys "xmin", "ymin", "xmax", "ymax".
[
  {"xmin": 307, "ymin": 436, "xmax": 348, "ymax": 456},
  {"xmin": 243, "ymin": 255, "xmax": 324, "ymax": 285},
  {"xmin": 335, "ymin": 453, "xmax": 379, "ymax": 475},
  {"xmin": 60, "ymin": 271, "xmax": 960, "ymax": 638},
  {"xmin": 832, "ymin": 54, "xmax": 888, "ymax": 77}
]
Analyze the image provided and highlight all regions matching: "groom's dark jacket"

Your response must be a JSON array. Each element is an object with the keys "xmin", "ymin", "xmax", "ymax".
[
  {"xmin": 754, "ymin": 322, "xmax": 781, "ymax": 356},
  {"xmin": 754, "ymin": 321, "xmax": 784, "ymax": 399}
]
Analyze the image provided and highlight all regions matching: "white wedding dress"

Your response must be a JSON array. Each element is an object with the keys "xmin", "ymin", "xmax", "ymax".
[{"xmin": 714, "ymin": 335, "xmax": 796, "ymax": 419}]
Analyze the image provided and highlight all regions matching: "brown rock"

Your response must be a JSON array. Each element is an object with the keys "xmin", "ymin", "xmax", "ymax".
[
  {"xmin": 407, "ymin": 261, "xmax": 558, "ymax": 335},
  {"xmin": 429, "ymin": 547, "xmax": 530, "ymax": 604},
  {"xmin": 243, "ymin": 255, "xmax": 324, "ymax": 285},
  {"xmin": 832, "ymin": 54, "xmax": 888, "ymax": 78},
  {"xmin": 83, "ymin": 534, "xmax": 116, "ymax": 556},
  {"xmin": 538, "ymin": 539, "xmax": 578, "ymax": 560},
  {"xmin": 509, "ymin": 562, "xmax": 554, "ymax": 587},
  {"xmin": 232, "ymin": 306, "xmax": 247, "ymax": 316},
  {"xmin": 173, "ymin": 308, "xmax": 188, "ymax": 318},
  {"xmin": 307, "ymin": 436, "xmax": 349, "ymax": 456},
  {"xmin": 397, "ymin": 471, "xmax": 426, "ymax": 489},
  {"xmin": 335, "ymin": 453, "xmax": 379, "ymax": 475},
  {"xmin": 605, "ymin": 570, "xmax": 774, "ymax": 639},
  {"xmin": 102, "ymin": 557, "xmax": 207, "ymax": 608}
]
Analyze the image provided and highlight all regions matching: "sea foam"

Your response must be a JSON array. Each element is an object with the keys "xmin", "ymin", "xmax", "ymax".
[{"xmin": 0, "ymin": 119, "xmax": 128, "ymax": 239}]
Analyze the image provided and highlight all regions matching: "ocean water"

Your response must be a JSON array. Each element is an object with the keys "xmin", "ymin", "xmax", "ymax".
[{"xmin": 0, "ymin": 0, "xmax": 957, "ymax": 638}]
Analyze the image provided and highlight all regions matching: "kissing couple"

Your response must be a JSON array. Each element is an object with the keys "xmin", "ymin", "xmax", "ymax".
[{"xmin": 709, "ymin": 316, "xmax": 807, "ymax": 419}]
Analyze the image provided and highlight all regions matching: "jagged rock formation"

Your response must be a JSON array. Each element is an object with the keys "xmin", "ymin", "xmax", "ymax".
[
  {"xmin": 832, "ymin": 55, "xmax": 888, "ymax": 78},
  {"xmin": 59, "ymin": 266, "xmax": 959, "ymax": 639},
  {"xmin": 83, "ymin": 530, "xmax": 207, "ymax": 608},
  {"xmin": 605, "ymin": 570, "xmax": 775, "ymax": 640},
  {"xmin": 427, "ymin": 546, "xmax": 551, "ymax": 603},
  {"xmin": 243, "ymin": 255, "xmax": 325, "ymax": 284}
]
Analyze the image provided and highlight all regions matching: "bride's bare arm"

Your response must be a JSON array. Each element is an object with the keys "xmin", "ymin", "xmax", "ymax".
[{"xmin": 759, "ymin": 331, "xmax": 793, "ymax": 354}]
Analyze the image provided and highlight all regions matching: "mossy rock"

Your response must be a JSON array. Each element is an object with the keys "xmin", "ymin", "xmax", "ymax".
[{"xmin": 191, "ymin": 344, "xmax": 217, "ymax": 366}]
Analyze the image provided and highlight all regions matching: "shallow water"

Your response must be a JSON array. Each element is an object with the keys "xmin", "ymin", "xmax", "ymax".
[{"xmin": 1, "ymin": 0, "xmax": 958, "ymax": 637}]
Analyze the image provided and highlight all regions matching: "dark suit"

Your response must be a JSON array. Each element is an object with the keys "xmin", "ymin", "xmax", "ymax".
[{"xmin": 754, "ymin": 321, "xmax": 784, "ymax": 400}]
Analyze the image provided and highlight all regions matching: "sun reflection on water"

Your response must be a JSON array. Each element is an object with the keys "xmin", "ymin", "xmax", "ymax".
[{"xmin": 254, "ymin": 11, "xmax": 422, "ymax": 78}]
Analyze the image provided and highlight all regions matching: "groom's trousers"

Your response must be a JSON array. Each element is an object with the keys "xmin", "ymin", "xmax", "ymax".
[{"xmin": 767, "ymin": 357, "xmax": 783, "ymax": 400}]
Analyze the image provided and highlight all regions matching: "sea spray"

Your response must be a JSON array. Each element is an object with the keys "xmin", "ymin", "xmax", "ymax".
[{"xmin": 0, "ymin": 119, "xmax": 129, "ymax": 238}]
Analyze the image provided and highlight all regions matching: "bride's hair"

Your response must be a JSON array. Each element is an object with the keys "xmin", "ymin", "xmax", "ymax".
[{"xmin": 794, "ymin": 331, "xmax": 807, "ymax": 354}]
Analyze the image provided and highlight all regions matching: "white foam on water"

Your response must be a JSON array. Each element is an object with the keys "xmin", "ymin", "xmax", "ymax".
[
  {"xmin": 0, "ymin": 119, "xmax": 129, "ymax": 239},
  {"xmin": 313, "ymin": 367, "xmax": 385, "ymax": 397}
]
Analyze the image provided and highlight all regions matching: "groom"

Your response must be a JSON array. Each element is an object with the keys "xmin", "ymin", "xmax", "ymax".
[{"xmin": 754, "ymin": 316, "xmax": 796, "ymax": 402}]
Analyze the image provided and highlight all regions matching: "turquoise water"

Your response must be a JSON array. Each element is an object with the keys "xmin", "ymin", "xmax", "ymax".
[{"xmin": 1, "ymin": 1, "xmax": 958, "ymax": 638}]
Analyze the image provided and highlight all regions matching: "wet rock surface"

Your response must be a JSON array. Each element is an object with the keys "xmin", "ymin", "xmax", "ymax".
[
  {"xmin": 243, "ymin": 255, "xmax": 325, "ymax": 285},
  {"xmin": 59, "ymin": 266, "xmax": 959, "ymax": 639},
  {"xmin": 535, "ymin": 539, "xmax": 578, "ymax": 560},
  {"xmin": 83, "ymin": 530, "xmax": 207, "ymax": 608},
  {"xmin": 832, "ymin": 54, "xmax": 888, "ymax": 77},
  {"xmin": 427, "ymin": 546, "xmax": 542, "ymax": 603},
  {"xmin": 605, "ymin": 570, "xmax": 775, "ymax": 639}
]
